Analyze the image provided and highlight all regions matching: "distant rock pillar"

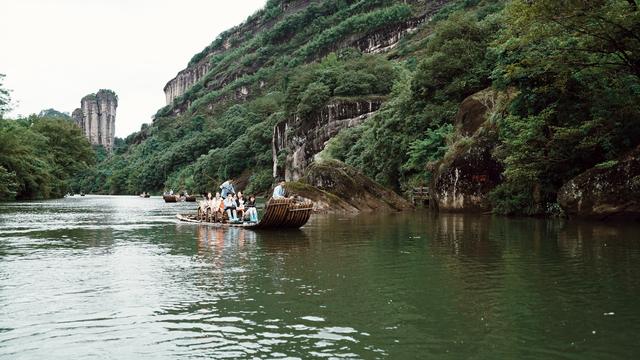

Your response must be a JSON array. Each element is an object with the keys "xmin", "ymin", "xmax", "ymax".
[
  {"xmin": 96, "ymin": 90, "xmax": 118, "ymax": 151},
  {"xmin": 72, "ymin": 108, "xmax": 84, "ymax": 134},
  {"xmin": 75, "ymin": 90, "xmax": 118, "ymax": 151}
]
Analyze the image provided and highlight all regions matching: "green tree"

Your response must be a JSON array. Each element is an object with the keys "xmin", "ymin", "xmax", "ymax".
[
  {"xmin": 0, "ymin": 74, "xmax": 11, "ymax": 118},
  {"xmin": 489, "ymin": 0, "xmax": 640, "ymax": 214},
  {"xmin": 0, "ymin": 116, "xmax": 94, "ymax": 200}
]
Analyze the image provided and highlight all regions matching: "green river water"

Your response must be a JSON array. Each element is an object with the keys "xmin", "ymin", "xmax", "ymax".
[{"xmin": 0, "ymin": 195, "xmax": 639, "ymax": 359}]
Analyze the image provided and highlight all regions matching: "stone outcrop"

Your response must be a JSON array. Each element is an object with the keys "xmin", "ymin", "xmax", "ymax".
[
  {"xmin": 558, "ymin": 147, "xmax": 640, "ymax": 219},
  {"xmin": 327, "ymin": 0, "xmax": 451, "ymax": 58},
  {"xmin": 431, "ymin": 89, "xmax": 508, "ymax": 212},
  {"xmin": 273, "ymin": 98, "xmax": 383, "ymax": 181},
  {"xmin": 73, "ymin": 89, "xmax": 118, "ymax": 150},
  {"xmin": 285, "ymin": 159, "xmax": 413, "ymax": 213},
  {"xmin": 163, "ymin": 62, "xmax": 210, "ymax": 105}
]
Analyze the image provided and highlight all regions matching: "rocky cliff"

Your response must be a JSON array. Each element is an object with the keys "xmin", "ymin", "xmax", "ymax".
[
  {"xmin": 273, "ymin": 98, "xmax": 383, "ymax": 181},
  {"xmin": 163, "ymin": 0, "xmax": 313, "ymax": 107},
  {"xmin": 431, "ymin": 89, "xmax": 508, "ymax": 212},
  {"xmin": 285, "ymin": 159, "xmax": 413, "ymax": 213},
  {"xmin": 73, "ymin": 89, "xmax": 117, "ymax": 150}
]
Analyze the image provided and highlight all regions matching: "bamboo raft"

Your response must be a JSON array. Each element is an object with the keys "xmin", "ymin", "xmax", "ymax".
[
  {"xmin": 163, "ymin": 194, "xmax": 179, "ymax": 203},
  {"xmin": 176, "ymin": 198, "xmax": 314, "ymax": 229}
]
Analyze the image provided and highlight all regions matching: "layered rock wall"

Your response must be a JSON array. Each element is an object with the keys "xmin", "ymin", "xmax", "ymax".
[
  {"xmin": 273, "ymin": 99, "xmax": 383, "ymax": 181},
  {"xmin": 164, "ymin": 62, "xmax": 211, "ymax": 105},
  {"xmin": 73, "ymin": 89, "xmax": 118, "ymax": 150}
]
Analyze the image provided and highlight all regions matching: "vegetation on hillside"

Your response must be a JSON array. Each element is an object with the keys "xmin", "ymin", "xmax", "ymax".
[{"xmin": 74, "ymin": 0, "xmax": 639, "ymax": 216}]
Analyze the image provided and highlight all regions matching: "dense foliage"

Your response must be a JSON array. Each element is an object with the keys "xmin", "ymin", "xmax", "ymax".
[
  {"xmin": 0, "ymin": 116, "xmax": 95, "ymax": 200},
  {"xmin": 487, "ymin": 0, "xmax": 640, "ymax": 214},
  {"xmin": 326, "ymin": 9, "xmax": 499, "ymax": 187},
  {"xmin": 77, "ymin": 0, "xmax": 639, "ymax": 216}
]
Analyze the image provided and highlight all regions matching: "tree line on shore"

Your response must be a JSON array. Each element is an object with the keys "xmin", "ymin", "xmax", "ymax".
[{"xmin": 0, "ymin": 77, "xmax": 95, "ymax": 201}]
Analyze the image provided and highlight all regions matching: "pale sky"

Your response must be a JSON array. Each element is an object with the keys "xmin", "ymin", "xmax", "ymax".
[{"xmin": 0, "ymin": 0, "xmax": 267, "ymax": 137}]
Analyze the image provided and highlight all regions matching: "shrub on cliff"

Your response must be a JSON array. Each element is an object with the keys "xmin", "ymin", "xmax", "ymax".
[
  {"xmin": 297, "ymin": 82, "xmax": 331, "ymax": 118},
  {"xmin": 286, "ymin": 52, "xmax": 397, "ymax": 116}
]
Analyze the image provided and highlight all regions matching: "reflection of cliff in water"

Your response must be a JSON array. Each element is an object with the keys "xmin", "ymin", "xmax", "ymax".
[{"xmin": 427, "ymin": 213, "xmax": 640, "ymax": 261}]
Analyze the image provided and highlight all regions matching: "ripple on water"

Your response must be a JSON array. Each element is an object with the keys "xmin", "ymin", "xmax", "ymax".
[{"xmin": 1, "ymin": 197, "xmax": 640, "ymax": 358}]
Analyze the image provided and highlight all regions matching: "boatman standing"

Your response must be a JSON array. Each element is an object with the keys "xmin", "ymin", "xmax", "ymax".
[
  {"xmin": 272, "ymin": 181, "xmax": 286, "ymax": 199},
  {"xmin": 220, "ymin": 179, "xmax": 235, "ymax": 198}
]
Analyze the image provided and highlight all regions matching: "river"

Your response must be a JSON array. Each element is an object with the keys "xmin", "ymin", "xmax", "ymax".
[{"xmin": 0, "ymin": 195, "xmax": 639, "ymax": 359}]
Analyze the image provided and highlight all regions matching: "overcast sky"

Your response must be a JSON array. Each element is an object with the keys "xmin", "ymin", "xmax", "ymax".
[{"xmin": 0, "ymin": 0, "xmax": 266, "ymax": 137}]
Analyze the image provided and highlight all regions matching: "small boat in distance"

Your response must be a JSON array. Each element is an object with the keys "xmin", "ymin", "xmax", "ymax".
[
  {"xmin": 184, "ymin": 195, "xmax": 196, "ymax": 202},
  {"xmin": 139, "ymin": 192, "xmax": 151, "ymax": 198},
  {"xmin": 80, "ymin": 192, "xmax": 85, "ymax": 196},
  {"xmin": 177, "ymin": 198, "xmax": 313, "ymax": 229},
  {"xmin": 163, "ymin": 194, "xmax": 179, "ymax": 203}
]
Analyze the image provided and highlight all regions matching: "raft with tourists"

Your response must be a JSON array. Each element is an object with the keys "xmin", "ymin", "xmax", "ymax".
[{"xmin": 177, "ymin": 197, "xmax": 313, "ymax": 229}]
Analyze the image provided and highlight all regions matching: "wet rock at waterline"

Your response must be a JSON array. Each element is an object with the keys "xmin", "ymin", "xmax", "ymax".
[{"xmin": 558, "ymin": 146, "xmax": 640, "ymax": 219}]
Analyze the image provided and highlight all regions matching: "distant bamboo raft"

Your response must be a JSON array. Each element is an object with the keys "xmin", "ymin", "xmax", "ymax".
[
  {"xmin": 163, "ymin": 195, "xmax": 179, "ymax": 203},
  {"xmin": 176, "ymin": 197, "xmax": 313, "ymax": 229}
]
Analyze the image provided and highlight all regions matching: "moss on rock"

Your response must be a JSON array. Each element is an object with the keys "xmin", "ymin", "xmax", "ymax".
[
  {"xmin": 558, "ymin": 146, "xmax": 640, "ymax": 219},
  {"xmin": 283, "ymin": 159, "xmax": 412, "ymax": 213}
]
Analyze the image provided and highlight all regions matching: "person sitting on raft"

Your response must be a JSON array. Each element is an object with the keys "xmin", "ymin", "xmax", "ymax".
[
  {"xmin": 236, "ymin": 192, "xmax": 246, "ymax": 219},
  {"xmin": 220, "ymin": 179, "xmax": 235, "ymax": 198},
  {"xmin": 245, "ymin": 195, "xmax": 258, "ymax": 222},
  {"xmin": 209, "ymin": 192, "xmax": 224, "ymax": 222},
  {"xmin": 272, "ymin": 181, "xmax": 286, "ymax": 199},
  {"xmin": 223, "ymin": 193, "xmax": 239, "ymax": 222}
]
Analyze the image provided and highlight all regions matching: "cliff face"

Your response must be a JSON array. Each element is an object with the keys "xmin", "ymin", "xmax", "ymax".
[
  {"xmin": 74, "ymin": 89, "xmax": 118, "ymax": 150},
  {"xmin": 431, "ymin": 89, "xmax": 506, "ymax": 212},
  {"xmin": 164, "ymin": 62, "xmax": 210, "ymax": 105},
  {"xmin": 273, "ymin": 98, "xmax": 383, "ymax": 181},
  {"xmin": 98, "ymin": 0, "xmax": 463, "ymax": 197}
]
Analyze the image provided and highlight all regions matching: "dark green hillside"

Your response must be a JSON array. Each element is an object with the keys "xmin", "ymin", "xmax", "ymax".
[{"xmin": 79, "ymin": 0, "xmax": 640, "ymax": 216}]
